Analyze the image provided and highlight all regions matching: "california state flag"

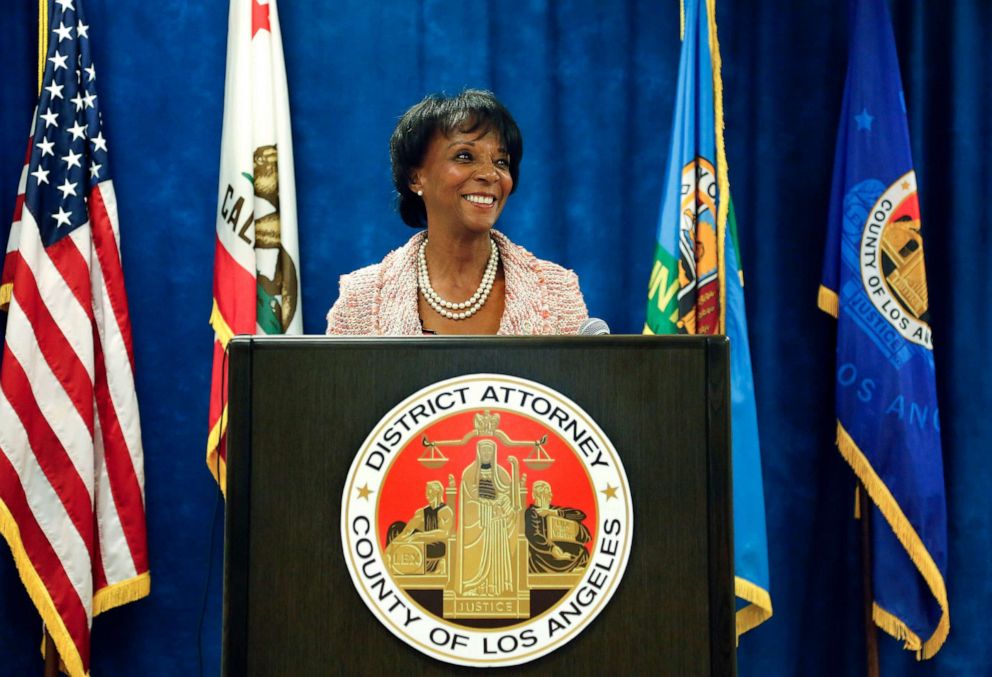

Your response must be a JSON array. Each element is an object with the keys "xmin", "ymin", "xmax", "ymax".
[{"xmin": 208, "ymin": 0, "xmax": 301, "ymax": 493}]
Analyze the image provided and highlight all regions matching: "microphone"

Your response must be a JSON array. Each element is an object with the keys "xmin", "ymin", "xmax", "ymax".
[{"xmin": 579, "ymin": 318, "xmax": 610, "ymax": 335}]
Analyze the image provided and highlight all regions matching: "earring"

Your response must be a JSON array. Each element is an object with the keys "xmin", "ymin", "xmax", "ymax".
[{"xmin": 416, "ymin": 190, "xmax": 423, "ymax": 196}]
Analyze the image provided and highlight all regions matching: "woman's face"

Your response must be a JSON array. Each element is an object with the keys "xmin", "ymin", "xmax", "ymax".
[{"xmin": 411, "ymin": 126, "xmax": 513, "ymax": 236}]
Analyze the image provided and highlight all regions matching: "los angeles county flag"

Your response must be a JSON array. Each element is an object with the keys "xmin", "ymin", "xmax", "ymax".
[
  {"xmin": 208, "ymin": 0, "xmax": 302, "ymax": 494},
  {"xmin": 643, "ymin": 0, "xmax": 772, "ymax": 638},
  {"xmin": 819, "ymin": 0, "xmax": 948, "ymax": 658}
]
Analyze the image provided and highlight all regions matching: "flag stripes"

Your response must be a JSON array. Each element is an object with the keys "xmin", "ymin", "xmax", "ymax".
[{"xmin": 0, "ymin": 2, "xmax": 150, "ymax": 674}]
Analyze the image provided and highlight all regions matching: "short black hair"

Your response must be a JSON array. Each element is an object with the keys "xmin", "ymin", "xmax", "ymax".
[{"xmin": 389, "ymin": 89, "xmax": 523, "ymax": 228}]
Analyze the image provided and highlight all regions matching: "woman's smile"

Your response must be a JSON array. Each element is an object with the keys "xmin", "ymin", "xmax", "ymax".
[
  {"xmin": 462, "ymin": 193, "xmax": 497, "ymax": 207},
  {"xmin": 412, "ymin": 128, "xmax": 513, "ymax": 235}
]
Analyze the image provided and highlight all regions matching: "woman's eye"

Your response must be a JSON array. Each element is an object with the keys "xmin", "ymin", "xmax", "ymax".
[
  {"xmin": 455, "ymin": 151, "xmax": 472, "ymax": 160},
  {"xmin": 496, "ymin": 158, "xmax": 509, "ymax": 168}
]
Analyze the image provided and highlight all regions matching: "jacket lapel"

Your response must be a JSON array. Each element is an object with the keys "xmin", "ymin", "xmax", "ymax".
[
  {"xmin": 494, "ymin": 230, "xmax": 545, "ymax": 336},
  {"xmin": 377, "ymin": 232, "xmax": 424, "ymax": 336}
]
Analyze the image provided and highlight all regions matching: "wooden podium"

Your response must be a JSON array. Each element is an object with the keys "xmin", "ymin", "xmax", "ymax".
[{"xmin": 223, "ymin": 335, "xmax": 735, "ymax": 675}]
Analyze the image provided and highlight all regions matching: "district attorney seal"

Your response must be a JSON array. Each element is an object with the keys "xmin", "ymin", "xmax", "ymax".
[{"xmin": 341, "ymin": 374, "xmax": 633, "ymax": 667}]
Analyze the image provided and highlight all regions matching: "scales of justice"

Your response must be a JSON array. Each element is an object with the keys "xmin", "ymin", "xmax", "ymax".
[{"xmin": 384, "ymin": 410, "xmax": 587, "ymax": 620}]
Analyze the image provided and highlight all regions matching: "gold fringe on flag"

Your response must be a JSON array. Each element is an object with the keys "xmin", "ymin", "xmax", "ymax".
[
  {"xmin": 206, "ymin": 300, "xmax": 234, "ymax": 496},
  {"xmin": 0, "ymin": 500, "xmax": 86, "ymax": 677},
  {"xmin": 205, "ymin": 404, "xmax": 229, "ymax": 496},
  {"xmin": 706, "ymin": 0, "xmax": 729, "ymax": 335},
  {"xmin": 92, "ymin": 572, "xmax": 151, "ymax": 616},
  {"xmin": 209, "ymin": 299, "xmax": 236, "ymax": 348},
  {"xmin": 835, "ymin": 422, "xmax": 950, "ymax": 658},
  {"xmin": 817, "ymin": 285, "xmax": 840, "ymax": 318},
  {"xmin": 735, "ymin": 577, "xmax": 774, "ymax": 638}
]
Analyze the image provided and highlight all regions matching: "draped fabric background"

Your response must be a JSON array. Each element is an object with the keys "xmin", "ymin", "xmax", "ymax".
[{"xmin": 1, "ymin": 1, "xmax": 988, "ymax": 674}]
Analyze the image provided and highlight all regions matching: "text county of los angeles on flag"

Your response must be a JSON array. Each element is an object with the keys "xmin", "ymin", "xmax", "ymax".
[
  {"xmin": 819, "ymin": 0, "xmax": 949, "ymax": 659},
  {"xmin": 0, "ymin": 1, "xmax": 150, "ymax": 675},
  {"xmin": 208, "ymin": 0, "xmax": 302, "ymax": 494},
  {"xmin": 643, "ymin": 0, "xmax": 772, "ymax": 638}
]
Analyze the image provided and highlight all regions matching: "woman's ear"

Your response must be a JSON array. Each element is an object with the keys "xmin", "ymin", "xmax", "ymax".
[{"xmin": 408, "ymin": 171, "xmax": 422, "ymax": 196}]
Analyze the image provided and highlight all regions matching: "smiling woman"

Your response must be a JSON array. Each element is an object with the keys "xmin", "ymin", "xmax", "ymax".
[{"xmin": 325, "ymin": 90, "xmax": 589, "ymax": 336}]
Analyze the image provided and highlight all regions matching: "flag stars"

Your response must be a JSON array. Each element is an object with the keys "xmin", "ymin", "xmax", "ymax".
[
  {"xmin": 44, "ymin": 82, "xmax": 64, "ymax": 100},
  {"xmin": 855, "ymin": 108, "xmax": 875, "ymax": 131},
  {"xmin": 62, "ymin": 149, "xmax": 83, "ymax": 170},
  {"xmin": 53, "ymin": 21, "xmax": 74, "ymax": 42},
  {"xmin": 31, "ymin": 166, "xmax": 51, "ymax": 185},
  {"xmin": 57, "ymin": 178, "xmax": 78, "ymax": 199},
  {"xmin": 49, "ymin": 51, "xmax": 69, "ymax": 72},
  {"xmin": 40, "ymin": 108, "xmax": 59, "ymax": 128},
  {"xmin": 68, "ymin": 121, "xmax": 88, "ymax": 141},
  {"xmin": 55, "ymin": 0, "xmax": 75, "ymax": 10},
  {"xmin": 77, "ymin": 21, "xmax": 89, "ymax": 39},
  {"xmin": 91, "ymin": 132, "xmax": 107, "ymax": 152},
  {"xmin": 71, "ymin": 91, "xmax": 85, "ymax": 111},
  {"xmin": 83, "ymin": 92, "xmax": 97, "ymax": 109},
  {"xmin": 36, "ymin": 137, "xmax": 55, "ymax": 157},
  {"xmin": 90, "ymin": 162, "xmax": 102, "ymax": 180},
  {"xmin": 52, "ymin": 206, "xmax": 73, "ymax": 228},
  {"xmin": 84, "ymin": 64, "xmax": 96, "ymax": 82}
]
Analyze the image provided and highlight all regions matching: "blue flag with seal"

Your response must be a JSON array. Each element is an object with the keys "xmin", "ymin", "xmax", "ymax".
[
  {"xmin": 819, "ymin": 0, "xmax": 949, "ymax": 659},
  {"xmin": 644, "ymin": 0, "xmax": 772, "ymax": 638}
]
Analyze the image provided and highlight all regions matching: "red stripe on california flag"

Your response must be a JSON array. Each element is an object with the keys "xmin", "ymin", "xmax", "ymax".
[
  {"xmin": 46, "ymin": 233, "xmax": 96, "ymax": 324},
  {"xmin": 0, "ymin": 449, "xmax": 92, "ymax": 667},
  {"xmin": 7, "ymin": 251, "xmax": 95, "ymax": 435},
  {"xmin": 207, "ymin": 339, "xmax": 230, "ymax": 482},
  {"xmin": 208, "ymin": 340, "xmax": 228, "ymax": 430},
  {"xmin": 92, "ymin": 338, "xmax": 148, "ymax": 569},
  {"xmin": 0, "ymin": 346, "xmax": 95, "ymax": 559},
  {"xmin": 90, "ymin": 185, "xmax": 136, "ymax": 369},
  {"xmin": 213, "ymin": 237, "xmax": 256, "ymax": 333}
]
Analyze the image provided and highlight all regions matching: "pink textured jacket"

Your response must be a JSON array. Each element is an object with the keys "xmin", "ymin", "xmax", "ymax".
[{"xmin": 325, "ymin": 230, "xmax": 588, "ymax": 336}]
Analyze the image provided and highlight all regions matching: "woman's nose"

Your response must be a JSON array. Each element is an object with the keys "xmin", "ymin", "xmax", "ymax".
[{"xmin": 475, "ymin": 160, "xmax": 499, "ymax": 181}]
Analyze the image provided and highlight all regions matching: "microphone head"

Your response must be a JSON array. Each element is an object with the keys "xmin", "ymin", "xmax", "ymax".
[{"xmin": 579, "ymin": 318, "xmax": 610, "ymax": 335}]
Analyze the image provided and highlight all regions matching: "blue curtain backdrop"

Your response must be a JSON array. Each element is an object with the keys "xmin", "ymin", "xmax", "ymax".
[{"xmin": 1, "ymin": 1, "xmax": 989, "ymax": 674}]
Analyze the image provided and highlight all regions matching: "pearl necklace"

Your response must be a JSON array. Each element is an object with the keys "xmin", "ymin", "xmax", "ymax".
[{"xmin": 417, "ymin": 237, "xmax": 499, "ymax": 320}]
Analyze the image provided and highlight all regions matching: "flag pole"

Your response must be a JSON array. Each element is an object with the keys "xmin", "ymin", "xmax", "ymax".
[
  {"xmin": 43, "ymin": 629, "xmax": 58, "ymax": 677},
  {"xmin": 859, "ymin": 484, "xmax": 880, "ymax": 677}
]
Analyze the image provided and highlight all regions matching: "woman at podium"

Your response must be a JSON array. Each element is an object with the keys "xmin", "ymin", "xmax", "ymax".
[{"xmin": 325, "ymin": 89, "xmax": 588, "ymax": 336}]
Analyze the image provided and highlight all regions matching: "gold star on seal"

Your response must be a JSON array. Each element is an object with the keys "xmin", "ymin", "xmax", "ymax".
[
  {"xmin": 356, "ymin": 483, "xmax": 374, "ymax": 501},
  {"xmin": 601, "ymin": 483, "xmax": 619, "ymax": 500}
]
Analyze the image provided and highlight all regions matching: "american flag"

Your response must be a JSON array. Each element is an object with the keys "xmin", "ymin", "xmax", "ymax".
[{"xmin": 0, "ymin": 1, "xmax": 150, "ymax": 675}]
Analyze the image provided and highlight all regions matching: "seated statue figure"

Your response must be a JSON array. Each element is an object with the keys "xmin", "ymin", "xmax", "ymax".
[
  {"xmin": 525, "ymin": 480, "xmax": 591, "ymax": 573},
  {"xmin": 458, "ymin": 439, "xmax": 518, "ymax": 597},
  {"xmin": 385, "ymin": 480, "xmax": 454, "ymax": 573}
]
